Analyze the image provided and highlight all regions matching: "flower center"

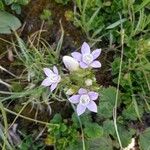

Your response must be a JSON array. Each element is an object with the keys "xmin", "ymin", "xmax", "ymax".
[
  {"xmin": 80, "ymin": 94, "xmax": 90, "ymax": 106},
  {"xmin": 49, "ymin": 74, "xmax": 61, "ymax": 83},
  {"xmin": 82, "ymin": 54, "xmax": 93, "ymax": 64}
]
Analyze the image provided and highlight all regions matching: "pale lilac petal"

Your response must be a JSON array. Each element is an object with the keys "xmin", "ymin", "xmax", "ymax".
[
  {"xmin": 43, "ymin": 68, "xmax": 53, "ymax": 77},
  {"xmin": 90, "ymin": 61, "xmax": 101, "ymax": 68},
  {"xmin": 87, "ymin": 101, "xmax": 97, "ymax": 112},
  {"xmin": 88, "ymin": 92, "xmax": 98, "ymax": 100},
  {"xmin": 41, "ymin": 78, "xmax": 52, "ymax": 86},
  {"xmin": 71, "ymin": 52, "xmax": 82, "ymax": 61},
  {"xmin": 92, "ymin": 49, "xmax": 101, "ymax": 59},
  {"xmin": 80, "ymin": 62, "xmax": 88, "ymax": 68},
  {"xmin": 78, "ymin": 88, "xmax": 87, "ymax": 94},
  {"xmin": 50, "ymin": 83, "xmax": 58, "ymax": 92},
  {"xmin": 77, "ymin": 104, "xmax": 86, "ymax": 116},
  {"xmin": 81, "ymin": 42, "xmax": 90, "ymax": 54},
  {"xmin": 53, "ymin": 66, "xmax": 58, "ymax": 75},
  {"xmin": 69, "ymin": 95, "xmax": 80, "ymax": 104}
]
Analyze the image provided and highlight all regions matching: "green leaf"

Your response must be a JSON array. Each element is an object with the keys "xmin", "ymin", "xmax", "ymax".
[
  {"xmin": 122, "ymin": 103, "xmax": 144, "ymax": 121},
  {"xmin": 139, "ymin": 128, "xmax": 150, "ymax": 150},
  {"xmin": 117, "ymin": 124, "xmax": 135, "ymax": 147},
  {"xmin": 103, "ymin": 120, "xmax": 115, "ymax": 136},
  {"xmin": 51, "ymin": 114, "xmax": 62, "ymax": 124},
  {"xmin": 11, "ymin": 3, "xmax": 21, "ymax": 14},
  {"xmin": 4, "ymin": 0, "xmax": 13, "ymax": 5},
  {"xmin": 106, "ymin": 18, "xmax": 127, "ymax": 29},
  {"xmin": 0, "ymin": 11, "xmax": 21, "ymax": 34},
  {"xmin": 134, "ymin": 0, "xmax": 150, "ymax": 12},
  {"xmin": 60, "ymin": 123, "xmax": 67, "ymax": 132},
  {"xmin": 98, "ymin": 87, "xmax": 120, "ymax": 118},
  {"xmin": 84, "ymin": 123, "xmax": 103, "ymax": 138},
  {"xmin": 88, "ymin": 136, "xmax": 113, "ymax": 150},
  {"xmin": 0, "ymin": 1, "xmax": 4, "ymax": 10}
]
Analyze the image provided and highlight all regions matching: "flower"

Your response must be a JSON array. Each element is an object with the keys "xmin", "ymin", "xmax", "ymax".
[
  {"xmin": 41, "ymin": 66, "xmax": 61, "ymax": 92},
  {"xmin": 71, "ymin": 42, "xmax": 101, "ymax": 69},
  {"xmin": 63, "ymin": 56, "xmax": 80, "ymax": 71},
  {"xmin": 69, "ymin": 88, "xmax": 98, "ymax": 116}
]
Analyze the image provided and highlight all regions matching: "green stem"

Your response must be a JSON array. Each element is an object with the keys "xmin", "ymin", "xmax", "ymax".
[
  {"xmin": 71, "ymin": 104, "xmax": 86, "ymax": 150},
  {"xmin": 113, "ymin": 14, "xmax": 124, "ymax": 150}
]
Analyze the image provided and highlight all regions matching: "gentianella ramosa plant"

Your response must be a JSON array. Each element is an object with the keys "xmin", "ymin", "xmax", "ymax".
[{"xmin": 42, "ymin": 42, "xmax": 101, "ymax": 116}]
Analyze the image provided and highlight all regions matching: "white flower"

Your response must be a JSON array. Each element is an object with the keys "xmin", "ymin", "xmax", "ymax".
[
  {"xmin": 63, "ymin": 56, "xmax": 79, "ymax": 71},
  {"xmin": 85, "ymin": 79, "xmax": 93, "ymax": 86}
]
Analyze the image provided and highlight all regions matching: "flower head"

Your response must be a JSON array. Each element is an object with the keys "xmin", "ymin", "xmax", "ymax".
[
  {"xmin": 71, "ymin": 42, "xmax": 101, "ymax": 69},
  {"xmin": 69, "ymin": 88, "xmax": 98, "ymax": 116},
  {"xmin": 41, "ymin": 66, "xmax": 61, "ymax": 92},
  {"xmin": 63, "ymin": 56, "xmax": 80, "ymax": 71}
]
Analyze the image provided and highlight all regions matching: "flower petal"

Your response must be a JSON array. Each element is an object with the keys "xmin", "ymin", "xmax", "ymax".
[
  {"xmin": 87, "ymin": 101, "xmax": 97, "ymax": 113},
  {"xmin": 81, "ymin": 42, "xmax": 90, "ymax": 54},
  {"xmin": 88, "ymin": 92, "xmax": 98, "ymax": 100},
  {"xmin": 90, "ymin": 61, "xmax": 101, "ymax": 68},
  {"xmin": 78, "ymin": 88, "xmax": 87, "ymax": 94},
  {"xmin": 92, "ymin": 49, "xmax": 101, "ymax": 59},
  {"xmin": 80, "ymin": 62, "xmax": 88, "ymax": 68},
  {"xmin": 63, "ymin": 56, "xmax": 80, "ymax": 71},
  {"xmin": 43, "ymin": 68, "xmax": 53, "ymax": 77},
  {"xmin": 50, "ymin": 83, "xmax": 58, "ymax": 92},
  {"xmin": 41, "ymin": 78, "xmax": 52, "ymax": 86},
  {"xmin": 71, "ymin": 52, "xmax": 82, "ymax": 61},
  {"xmin": 69, "ymin": 95, "xmax": 80, "ymax": 104},
  {"xmin": 77, "ymin": 104, "xmax": 86, "ymax": 116},
  {"xmin": 53, "ymin": 66, "xmax": 58, "ymax": 75}
]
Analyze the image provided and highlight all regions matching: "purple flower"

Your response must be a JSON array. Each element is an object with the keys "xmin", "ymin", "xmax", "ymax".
[
  {"xmin": 69, "ymin": 88, "xmax": 98, "ymax": 116},
  {"xmin": 41, "ymin": 66, "xmax": 61, "ymax": 92},
  {"xmin": 71, "ymin": 42, "xmax": 101, "ymax": 69}
]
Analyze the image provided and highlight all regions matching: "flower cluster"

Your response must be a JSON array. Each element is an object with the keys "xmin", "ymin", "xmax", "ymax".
[{"xmin": 42, "ymin": 42, "xmax": 101, "ymax": 115}]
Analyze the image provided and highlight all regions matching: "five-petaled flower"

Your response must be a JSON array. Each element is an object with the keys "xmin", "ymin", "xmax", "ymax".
[
  {"xmin": 71, "ymin": 42, "xmax": 101, "ymax": 69},
  {"xmin": 69, "ymin": 88, "xmax": 98, "ymax": 116},
  {"xmin": 41, "ymin": 66, "xmax": 61, "ymax": 92}
]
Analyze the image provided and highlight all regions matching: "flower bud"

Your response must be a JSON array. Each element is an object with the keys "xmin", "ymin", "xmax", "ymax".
[
  {"xmin": 66, "ymin": 88, "xmax": 74, "ymax": 95},
  {"xmin": 85, "ymin": 79, "xmax": 93, "ymax": 86},
  {"xmin": 63, "ymin": 56, "xmax": 79, "ymax": 71}
]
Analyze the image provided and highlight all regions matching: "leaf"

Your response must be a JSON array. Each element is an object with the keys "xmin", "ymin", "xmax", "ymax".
[
  {"xmin": 117, "ymin": 124, "xmax": 135, "ymax": 147},
  {"xmin": 98, "ymin": 87, "xmax": 120, "ymax": 118},
  {"xmin": 106, "ymin": 18, "xmax": 127, "ymax": 29},
  {"xmin": 122, "ymin": 103, "xmax": 139, "ymax": 121},
  {"xmin": 103, "ymin": 120, "xmax": 115, "ymax": 136},
  {"xmin": 139, "ymin": 128, "xmax": 150, "ymax": 150},
  {"xmin": 84, "ymin": 123, "xmax": 103, "ymax": 138},
  {"xmin": 88, "ymin": 136, "xmax": 113, "ymax": 150},
  {"xmin": 51, "ymin": 114, "xmax": 62, "ymax": 124},
  {"xmin": 0, "ymin": 11, "xmax": 21, "ymax": 34},
  {"xmin": 0, "ymin": 1, "xmax": 4, "ymax": 10},
  {"xmin": 134, "ymin": 0, "xmax": 150, "ymax": 12}
]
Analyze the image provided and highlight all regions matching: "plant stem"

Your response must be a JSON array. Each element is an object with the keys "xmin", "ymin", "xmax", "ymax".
[
  {"xmin": 113, "ymin": 14, "xmax": 124, "ymax": 150},
  {"xmin": 71, "ymin": 104, "xmax": 86, "ymax": 150}
]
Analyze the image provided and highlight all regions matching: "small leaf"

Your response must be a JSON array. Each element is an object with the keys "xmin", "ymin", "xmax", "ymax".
[
  {"xmin": 84, "ymin": 123, "xmax": 103, "ymax": 138},
  {"xmin": 103, "ymin": 120, "xmax": 115, "ymax": 136},
  {"xmin": 88, "ymin": 136, "xmax": 113, "ymax": 150},
  {"xmin": 0, "ymin": 11, "xmax": 21, "ymax": 34},
  {"xmin": 106, "ymin": 18, "xmax": 127, "ymax": 29},
  {"xmin": 139, "ymin": 128, "xmax": 150, "ymax": 150},
  {"xmin": 51, "ymin": 114, "xmax": 62, "ymax": 124},
  {"xmin": 98, "ymin": 87, "xmax": 120, "ymax": 118}
]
